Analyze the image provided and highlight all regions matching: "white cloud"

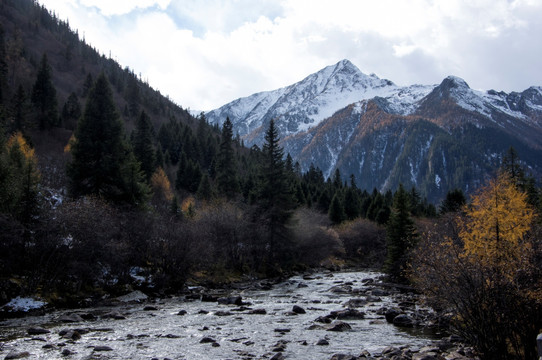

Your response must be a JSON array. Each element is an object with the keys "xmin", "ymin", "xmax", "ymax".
[
  {"xmin": 79, "ymin": 0, "xmax": 171, "ymax": 16},
  {"xmin": 39, "ymin": 0, "xmax": 542, "ymax": 110}
]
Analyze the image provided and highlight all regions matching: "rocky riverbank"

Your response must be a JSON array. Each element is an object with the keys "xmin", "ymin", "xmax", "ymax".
[{"xmin": 0, "ymin": 270, "xmax": 479, "ymax": 360}]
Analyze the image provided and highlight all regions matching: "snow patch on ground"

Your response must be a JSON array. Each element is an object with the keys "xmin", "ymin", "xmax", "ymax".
[{"xmin": 2, "ymin": 297, "xmax": 47, "ymax": 312}]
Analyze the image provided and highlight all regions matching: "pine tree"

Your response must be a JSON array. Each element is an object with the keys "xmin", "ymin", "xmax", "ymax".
[
  {"xmin": 439, "ymin": 188, "xmax": 466, "ymax": 214},
  {"xmin": 61, "ymin": 92, "xmax": 81, "ymax": 130},
  {"xmin": 501, "ymin": 146, "xmax": 524, "ymax": 185},
  {"xmin": 82, "ymin": 72, "xmax": 93, "ymax": 97},
  {"xmin": 215, "ymin": 117, "xmax": 239, "ymax": 198},
  {"xmin": 332, "ymin": 168, "xmax": 342, "ymax": 190},
  {"xmin": 344, "ymin": 186, "xmax": 361, "ymax": 220},
  {"xmin": 126, "ymin": 75, "xmax": 140, "ymax": 118},
  {"xmin": 329, "ymin": 192, "xmax": 346, "ymax": 224},
  {"xmin": 384, "ymin": 184, "xmax": 417, "ymax": 282},
  {"xmin": 31, "ymin": 53, "xmax": 59, "ymax": 129},
  {"xmin": 132, "ymin": 110, "xmax": 156, "ymax": 181},
  {"xmin": 197, "ymin": 173, "xmax": 213, "ymax": 201},
  {"xmin": 67, "ymin": 73, "xmax": 146, "ymax": 204},
  {"xmin": 10, "ymin": 85, "xmax": 27, "ymax": 131},
  {"xmin": 0, "ymin": 25, "xmax": 7, "ymax": 105},
  {"xmin": 122, "ymin": 151, "xmax": 150, "ymax": 205},
  {"xmin": 256, "ymin": 119, "xmax": 295, "ymax": 267}
]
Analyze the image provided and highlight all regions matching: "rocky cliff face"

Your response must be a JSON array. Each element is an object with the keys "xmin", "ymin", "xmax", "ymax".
[{"xmin": 207, "ymin": 60, "xmax": 542, "ymax": 202}]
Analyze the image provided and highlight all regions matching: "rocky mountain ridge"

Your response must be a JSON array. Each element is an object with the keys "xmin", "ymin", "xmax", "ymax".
[{"xmin": 207, "ymin": 60, "xmax": 542, "ymax": 201}]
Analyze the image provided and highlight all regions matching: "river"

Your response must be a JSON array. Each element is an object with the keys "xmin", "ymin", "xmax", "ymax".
[{"xmin": 0, "ymin": 270, "xmax": 442, "ymax": 359}]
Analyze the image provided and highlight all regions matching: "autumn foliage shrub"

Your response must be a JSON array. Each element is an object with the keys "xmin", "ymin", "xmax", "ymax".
[
  {"xmin": 335, "ymin": 218, "xmax": 386, "ymax": 267},
  {"xmin": 412, "ymin": 173, "xmax": 542, "ymax": 360},
  {"xmin": 291, "ymin": 207, "xmax": 344, "ymax": 267}
]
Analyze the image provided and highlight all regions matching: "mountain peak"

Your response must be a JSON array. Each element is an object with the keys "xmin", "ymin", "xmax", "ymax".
[{"xmin": 441, "ymin": 76, "xmax": 470, "ymax": 90}]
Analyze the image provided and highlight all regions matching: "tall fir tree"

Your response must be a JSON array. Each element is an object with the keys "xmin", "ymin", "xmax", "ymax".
[
  {"xmin": 215, "ymin": 117, "xmax": 239, "ymax": 198},
  {"xmin": 384, "ymin": 184, "xmax": 417, "ymax": 282},
  {"xmin": 329, "ymin": 192, "xmax": 346, "ymax": 224},
  {"xmin": 67, "ymin": 73, "xmax": 146, "ymax": 204},
  {"xmin": 132, "ymin": 110, "xmax": 156, "ymax": 181},
  {"xmin": 257, "ymin": 119, "xmax": 295, "ymax": 267},
  {"xmin": 10, "ymin": 85, "xmax": 27, "ymax": 131},
  {"xmin": 61, "ymin": 92, "xmax": 81, "ymax": 130},
  {"xmin": 0, "ymin": 25, "xmax": 7, "ymax": 106},
  {"xmin": 343, "ymin": 186, "xmax": 361, "ymax": 220},
  {"xmin": 31, "ymin": 53, "xmax": 59, "ymax": 129}
]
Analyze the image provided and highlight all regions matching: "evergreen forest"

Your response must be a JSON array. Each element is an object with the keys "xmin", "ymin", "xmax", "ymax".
[{"xmin": 1, "ymin": 1, "xmax": 542, "ymax": 359}]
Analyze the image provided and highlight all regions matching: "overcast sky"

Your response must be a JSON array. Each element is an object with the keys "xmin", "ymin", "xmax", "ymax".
[{"xmin": 40, "ymin": 0, "xmax": 542, "ymax": 111}]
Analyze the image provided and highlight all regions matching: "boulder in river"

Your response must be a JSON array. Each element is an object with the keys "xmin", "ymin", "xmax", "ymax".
[
  {"xmin": 200, "ymin": 336, "xmax": 216, "ymax": 344},
  {"xmin": 393, "ymin": 314, "xmax": 415, "ymax": 328},
  {"xmin": 292, "ymin": 305, "xmax": 306, "ymax": 314},
  {"xmin": 343, "ymin": 298, "xmax": 368, "ymax": 308},
  {"xmin": 329, "ymin": 285, "xmax": 352, "ymax": 294},
  {"xmin": 316, "ymin": 338, "xmax": 329, "ymax": 345},
  {"xmin": 58, "ymin": 313, "xmax": 84, "ymax": 323},
  {"xmin": 4, "ymin": 351, "xmax": 31, "ymax": 359},
  {"xmin": 116, "ymin": 290, "xmax": 148, "ymax": 302},
  {"xmin": 329, "ymin": 308, "xmax": 365, "ymax": 320},
  {"xmin": 385, "ymin": 307, "xmax": 403, "ymax": 323},
  {"xmin": 325, "ymin": 321, "xmax": 352, "ymax": 332},
  {"xmin": 94, "ymin": 345, "xmax": 113, "ymax": 352},
  {"xmin": 217, "ymin": 295, "xmax": 243, "ymax": 305},
  {"xmin": 27, "ymin": 327, "xmax": 50, "ymax": 335}
]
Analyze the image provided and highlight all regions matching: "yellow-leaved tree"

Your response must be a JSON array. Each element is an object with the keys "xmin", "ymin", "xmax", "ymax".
[
  {"xmin": 0, "ymin": 132, "xmax": 41, "ymax": 223},
  {"xmin": 151, "ymin": 167, "xmax": 173, "ymax": 203},
  {"xmin": 459, "ymin": 172, "xmax": 534, "ymax": 279},
  {"xmin": 412, "ymin": 172, "xmax": 542, "ymax": 360}
]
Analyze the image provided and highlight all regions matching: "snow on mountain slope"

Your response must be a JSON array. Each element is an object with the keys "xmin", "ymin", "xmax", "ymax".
[
  {"xmin": 206, "ymin": 59, "xmax": 434, "ymax": 145},
  {"xmin": 206, "ymin": 59, "xmax": 542, "ymax": 202}
]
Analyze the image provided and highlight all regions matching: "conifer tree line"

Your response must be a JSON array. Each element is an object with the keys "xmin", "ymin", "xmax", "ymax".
[{"xmin": 2, "ymin": 3, "xmax": 542, "ymax": 357}]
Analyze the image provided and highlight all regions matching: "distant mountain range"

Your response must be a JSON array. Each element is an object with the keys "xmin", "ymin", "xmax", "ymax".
[{"xmin": 207, "ymin": 60, "xmax": 542, "ymax": 201}]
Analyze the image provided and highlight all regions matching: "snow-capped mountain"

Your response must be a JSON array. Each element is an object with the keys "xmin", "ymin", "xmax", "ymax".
[
  {"xmin": 207, "ymin": 60, "xmax": 542, "ymax": 201},
  {"xmin": 206, "ymin": 59, "xmax": 433, "ymax": 144}
]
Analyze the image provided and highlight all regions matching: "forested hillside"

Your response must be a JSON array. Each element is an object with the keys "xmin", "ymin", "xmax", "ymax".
[
  {"xmin": 1, "ymin": 2, "xmax": 542, "ymax": 359},
  {"xmin": 1, "ymin": 0, "xmax": 421, "ymax": 304}
]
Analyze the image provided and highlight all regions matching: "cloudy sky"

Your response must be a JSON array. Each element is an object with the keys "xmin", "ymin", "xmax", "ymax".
[{"xmin": 40, "ymin": 0, "xmax": 542, "ymax": 111}]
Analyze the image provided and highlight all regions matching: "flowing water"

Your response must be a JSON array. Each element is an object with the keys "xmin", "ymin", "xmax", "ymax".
[{"xmin": 0, "ymin": 271, "xmax": 440, "ymax": 359}]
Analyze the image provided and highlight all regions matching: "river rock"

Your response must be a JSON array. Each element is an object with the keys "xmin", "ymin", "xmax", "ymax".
[
  {"xmin": 270, "ymin": 352, "xmax": 285, "ymax": 360},
  {"xmin": 385, "ymin": 307, "xmax": 403, "ymax": 323},
  {"xmin": 316, "ymin": 339, "xmax": 329, "ymax": 345},
  {"xmin": 200, "ymin": 336, "xmax": 216, "ymax": 344},
  {"xmin": 59, "ymin": 329, "xmax": 82, "ymax": 340},
  {"xmin": 370, "ymin": 288, "xmax": 389, "ymax": 297},
  {"xmin": 292, "ymin": 305, "xmax": 306, "ymax": 314},
  {"xmin": 102, "ymin": 311, "xmax": 126, "ymax": 320},
  {"xmin": 116, "ymin": 290, "xmax": 148, "ymax": 302},
  {"xmin": 217, "ymin": 295, "xmax": 243, "ymax": 305},
  {"xmin": 315, "ymin": 315, "xmax": 332, "ymax": 323},
  {"xmin": 329, "ymin": 308, "xmax": 365, "ymax": 320},
  {"xmin": 393, "ymin": 314, "xmax": 415, "ymax": 327},
  {"xmin": 329, "ymin": 355, "xmax": 358, "ymax": 360},
  {"xmin": 143, "ymin": 305, "xmax": 158, "ymax": 311},
  {"xmin": 343, "ymin": 298, "xmax": 367, "ymax": 308},
  {"xmin": 329, "ymin": 285, "xmax": 352, "ymax": 293},
  {"xmin": 94, "ymin": 345, "xmax": 113, "ymax": 351},
  {"xmin": 202, "ymin": 294, "xmax": 219, "ymax": 302},
  {"xmin": 215, "ymin": 311, "xmax": 232, "ymax": 316},
  {"xmin": 27, "ymin": 327, "xmax": 50, "ymax": 335},
  {"xmin": 58, "ymin": 313, "xmax": 84, "ymax": 323},
  {"xmin": 4, "ymin": 351, "xmax": 31, "ymax": 359},
  {"xmin": 325, "ymin": 321, "xmax": 352, "ymax": 332},
  {"xmin": 248, "ymin": 308, "xmax": 266, "ymax": 314},
  {"xmin": 177, "ymin": 310, "xmax": 187, "ymax": 315},
  {"xmin": 61, "ymin": 349, "xmax": 74, "ymax": 356}
]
